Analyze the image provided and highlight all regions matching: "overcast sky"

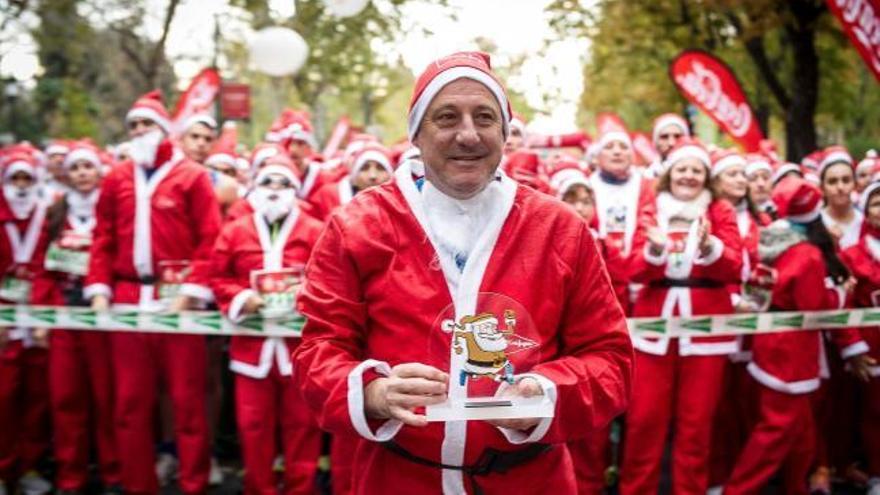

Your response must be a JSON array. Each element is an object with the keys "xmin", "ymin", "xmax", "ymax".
[{"xmin": 0, "ymin": 0, "xmax": 590, "ymax": 133}]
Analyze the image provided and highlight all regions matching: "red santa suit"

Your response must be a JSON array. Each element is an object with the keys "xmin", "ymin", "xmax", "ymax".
[
  {"xmin": 725, "ymin": 178, "xmax": 869, "ymax": 495},
  {"xmin": 210, "ymin": 163, "xmax": 324, "ymax": 495},
  {"xmin": 0, "ymin": 154, "xmax": 51, "ymax": 485},
  {"xmin": 620, "ymin": 141, "xmax": 743, "ymax": 495},
  {"xmin": 309, "ymin": 144, "xmax": 394, "ymax": 222},
  {"xmin": 840, "ymin": 185, "xmax": 880, "ymax": 481},
  {"xmin": 30, "ymin": 145, "xmax": 121, "ymax": 492},
  {"xmin": 84, "ymin": 127, "xmax": 220, "ymax": 493}
]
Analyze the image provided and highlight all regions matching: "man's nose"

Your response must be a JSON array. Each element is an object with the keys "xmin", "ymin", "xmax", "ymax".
[{"xmin": 455, "ymin": 116, "xmax": 480, "ymax": 146}]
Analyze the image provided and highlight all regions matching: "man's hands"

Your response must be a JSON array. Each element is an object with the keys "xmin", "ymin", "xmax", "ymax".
[
  {"xmin": 487, "ymin": 377, "xmax": 545, "ymax": 431},
  {"xmin": 91, "ymin": 295, "xmax": 110, "ymax": 311},
  {"xmin": 646, "ymin": 227, "xmax": 667, "ymax": 256},
  {"xmin": 848, "ymin": 354, "xmax": 877, "ymax": 383},
  {"xmin": 364, "ymin": 363, "xmax": 448, "ymax": 427},
  {"xmin": 241, "ymin": 294, "xmax": 266, "ymax": 316}
]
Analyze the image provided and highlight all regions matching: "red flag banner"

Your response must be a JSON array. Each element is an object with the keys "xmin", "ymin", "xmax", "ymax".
[
  {"xmin": 527, "ymin": 131, "xmax": 591, "ymax": 150},
  {"xmin": 826, "ymin": 0, "xmax": 880, "ymax": 83},
  {"xmin": 631, "ymin": 132, "xmax": 659, "ymax": 165},
  {"xmin": 669, "ymin": 50, "xmax": 764, "ymax": 152},
  {"xmin": 220, "ymin": 84, "xmax": 251, "ymax": 121},
  {"xmin": 596, "ymin": 112, "xmax": 628, "ymax": 135},
  {"xmin": 171, "ymin": 68, "xmax": 222, "ymax": 135},
  {"xmin": 322, "ymin": 116, "xmax": 351, "ymax": 158}
]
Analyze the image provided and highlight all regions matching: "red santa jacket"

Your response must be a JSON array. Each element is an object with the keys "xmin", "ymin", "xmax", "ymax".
[
  {"xmin": 84, "ymin": 148, "xmax": 221, "ymax": 306},
  {"xmin": 293, "ymin": 163, "xmax": 633, "ymax": 494},
  {"xmin": 210, "ymin": 208, "xmax": 323, "ymax": 378},
  {"xmin": 748, "ymin": 240, "xmax": 866, "ymax": 394},
  {"xmin": 31, "ymin": 198, "xmax": 96, "ymax": 306},
  {"xmin": 629, "ymin": 197, "xmax": 743, "ymax": 356},
  {"xmin": 309, "ymin": 178, "xmax": 355, "ymax": 222},
  {"xmin": 0, "ymin": 199, "xmax": 50, "ymax": 354},
  {"xmin": 841, "ymin": 235, "xmax": 880, "ymax": 377}
]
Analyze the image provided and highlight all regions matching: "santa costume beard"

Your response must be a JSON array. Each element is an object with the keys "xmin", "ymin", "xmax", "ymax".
[
  {"xmin": 3, "ymin": 184, "xmax": 39, "ymax": 220},
  {"xmin": 249, "ymin": 186, "xmax": 295, "ymax": 223},
  {"xmin": 474, "ymin": 328, "xmax": 508, "ymax": 352},
  {"xmin": 128, "ymin": 129, "xmax": 164, "ymax": 167}
]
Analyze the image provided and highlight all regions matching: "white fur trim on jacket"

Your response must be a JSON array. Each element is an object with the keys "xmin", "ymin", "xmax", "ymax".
[
  {"xmin": 227, "ymin": 289, "xmax": 256, "ymax": 323},
  {"xmin": 228, "ymin": 336, "xmax": 294, "ymax": 379},
  {"xmin": 840, "ymin": 341, "xmax": 870, "ymax": 360},
  {"xmin": 347, "ymin": 359, "xmax": 403, "ymax": 442},
  {"xmin": 179, "ymin": 283, "xmax": 214, "ymax": 302},
  {"xmin": 83, "ymin": 283, "xmax": 112, "ymax": 301},
  {"xmin": 747, "ymin": 362, "xmax": 821, "ymax": 395}
]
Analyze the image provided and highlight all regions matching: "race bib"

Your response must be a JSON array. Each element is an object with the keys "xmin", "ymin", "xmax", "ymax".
[
  {"xmin": 44, "ymin": 231, "xmax": 92, "ymax": 276},
  {"xmin": 0, "ymin": 275, "xmax": 32, "ymax": 303},
  {"xmin": 250, "ymin": 267, "xmax": 304, "ymax": 319},
  {"xmin": 157, "ymin": 260, "xmax": 191, "ymax": 302}
]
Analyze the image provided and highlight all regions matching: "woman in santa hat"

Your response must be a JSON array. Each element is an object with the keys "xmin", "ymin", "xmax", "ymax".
[
  {"xmin": 745, "ymin": 154, "xmax": 775, "ymax": 216},
  {"xmin": 210, "ymin": 159, "xmax": 325, "ymax": 495},
  {"xmin": 724, "ymin": 178, "xmax": 873, "ymax": 495},
  {"xmin": 619, "ymin": 138, "xmax": 743, "ymax": 495},
  {"xmin": 856, "ymin": 152, "xmax": 878, "ymax": 195},
  {"xmin": 840, "ymin": 181, "xmax": 880, "ymax": 495},
  {"xmin": 819, "ymin": 145, "xmax": 863, "ymax": 249},
  {"xmin": 28, "ymin": 141, "xmax": 122, "ymax": 494},
  {"xmin": 309, "ymin": 143, "xmax": 394, "ymax": 222}
]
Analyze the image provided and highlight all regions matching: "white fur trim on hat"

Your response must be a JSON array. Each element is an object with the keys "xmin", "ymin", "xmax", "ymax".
[
  {"xmin": 746, "ymin": 159, "xmax": 772, "ymax": 177},
  {"xmin": 652, "ymin": 115, "xmax": 690, "ymax": 144},
  {"xmin": 859, "ymin": 181, "xmax": 880, "ymax": 213},
  {"xmin": 857, "ymin": 158, "xmax": 876, "ymax": 173},
  {"xmin": 407, "ymin": 66, "xmax": 510, "ymax": 141},
  {"xmin": 819, "ymin": 150, "xmax": 853, "ymax": 176},
  {"xmin": 206, "ymin": 153, "xmax": 237, "ymax": 168},
  {"xmin": 126, "ymin": 108, "xmax": 171, "ymax": 134},
  {"xmin": 254, "ymin": 164, "xmax": 300, "ymax": 189},
  {"xmin": 287, "ymin": 124, "xmax": 317, "ymax": 149},
  {"xmin": 350, "ymin": 149, "xmax": 392, "ymax": 178},
  {"xmin": 787, "ymin": 200, "xmax": 822, "ymax": 224},
  {"xmin": 63, "ymin": 148, "xmax": 101, "ymax": 169},
  {"xmin": 252, "ymin": 147, "xmax": 279, "ymax": 170},
  {"xmin": 597, "ymin": 131, "xmax": 632, "ymax": 151},
  {"xmin": 665, "ymin": 144, "xmax": 710, "ymax": 171},
  {"xmin": 183, "ymin": 114, "xmax": 218, "ymax": 131},
  {"xmin": 45, "ymin": 144, "xmax": 69, "ymax": 156},
  {"xmin": 711, "ymin": 154, "xmax": 747, "ymax": 178},
  {"xmin": 3, "ymin": 160, "xmax": 36, "ymax": 181},
  {"xmin": 556, "ymin": 176, "xmax": 592, "ymax": 200},
  {"xmin": 771, "ymin": 163, "xmax": 801, "ymax": 185}
]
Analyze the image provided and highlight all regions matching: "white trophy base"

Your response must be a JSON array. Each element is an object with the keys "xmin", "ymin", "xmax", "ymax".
[{"xmin": 425, "ymin": 395, "xmax": 554, "ymax": 422}]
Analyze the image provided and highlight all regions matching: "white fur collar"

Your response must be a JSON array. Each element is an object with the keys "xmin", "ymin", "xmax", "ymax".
[{"xmin": 656, "ymin": 189, "xmax": 711, "ymax": 227}]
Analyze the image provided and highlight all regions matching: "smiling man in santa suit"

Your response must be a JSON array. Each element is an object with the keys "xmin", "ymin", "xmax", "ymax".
[
  {"xmin": 84, "ymin": 90, "xmax": 221, "ymax": 494},
  {"xmin": 292, "ymin": 51, "xmax": 633, "ymax": 495}
]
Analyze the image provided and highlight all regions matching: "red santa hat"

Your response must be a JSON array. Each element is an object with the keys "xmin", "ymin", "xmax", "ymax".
[
  {"xmin": 651, "ymin": 113, "xmax": 690, "ymax": 145},
  {"xmin": 858, "ymin": 180, "xmax": 880, "ymax": 213},
  {"xmin": 62, "ymin": 140, "xmax": 103, "ymax": 171},
  {"xmin": 126, "ymin": 90, "xmax": 171, "ymax": 133},
  {"xmin": 45, "ymin": 140, "xmax": 70, "ymax": 157},
  {"xmin": 182, "ymin": 114, "xmax": 218, "ymax": 132},
  {"xmin": 349, "ymin": 144, "xmax": 393, "ymax": 178},
  {"xmin": 283, "ymin": 111, "xmax": 317, "ymax": 149},
  {"xmin": 509, "ymin": 113, "xmax": 528, "ymax": 142},
  {"xmin": 771, "ymin": 161, "xmax": 803, "ymax": 185},
  {"xmin": 2, "ymin": 151, "xmax": 39, "ymax": 181},
  {"xmin": 800, "ymin": 150, "xmax": 822, "ymax": 174},
  {"xmin": 249, "ymin": 142, "xmax": 284, "ymax": 171},
  {"xmin": 857, "ymin": 150, "xmax": 878, "ymax": 175},
  {"xmin": 547, "ymin": 159, "xmax": 590, "ymax": 199},
  {"xmin": 710, "ymin": 149, "xmax": 747, "ymax": 178},
  {"xmin": 205, "ymin": 132, "xmax": 238, "ymax": 170},
  {"xmin": 745, "ymin": 153, "xmax": 773, "ymax": 178},
  {"xmin": 817, "ymin": 145, "xmax": 853, "ymax": 178},
  {"xmin": 596, "ymin": 129, "xmax": 632, "ymax": 151},
  {"xmin": 772, "ymin": 177, "xmax": 823, "ymax": 224},
  {"xmin": 254, "ymin": 153, "xmax": 301, "ymax": 190},
  {"xmin": 663, "ymin": 137, "xmax": 710, "ymax": 172},
  {"xmin": 408, "ymin": 51, "xmax": 511, "ymax": 141}
]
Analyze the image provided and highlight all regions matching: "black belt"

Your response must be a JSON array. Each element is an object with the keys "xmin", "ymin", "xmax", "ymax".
[
  {"xmin": 382, "ymin": 440, "xmax": 552, "ymax": 495},
  {"xmin": 118, "ymin": 275, "xmax": 157, "ymax": 285},
  {"xmin": 649, "ymin": 278, "xmax": 723, "ymax": 288}
]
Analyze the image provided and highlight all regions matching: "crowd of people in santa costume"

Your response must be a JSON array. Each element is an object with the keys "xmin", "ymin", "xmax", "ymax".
[{"xmin": 0, "ymin": 56, "xmax": 879, "ymax": 495}]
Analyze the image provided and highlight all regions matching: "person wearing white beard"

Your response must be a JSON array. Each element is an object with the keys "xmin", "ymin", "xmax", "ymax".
[
  {"xmin": 209, "ymin": 162, "xmax": 326, "ymax": 495},
  {"xmin": 84, "ymin": 90, "xmax": 220, "ymax": 494},
  {"xmin": 28, "ymin": 142, "xmax": 123, "ymax": 495},
  {"xmin": 0, "ymin": 150, "xmax": 54, "ymax": 495}
]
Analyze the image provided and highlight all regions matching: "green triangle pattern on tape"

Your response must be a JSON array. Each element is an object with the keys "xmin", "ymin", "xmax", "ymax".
[
  {"xmin": 815, "ymin": 312, "xmax": 849, "ymax": 326},
  {"xmin": 863, "ymin": 310, "xmax": 880, "ymax": 323},
  {"xmin": 69, "ymin": 309, "xmax": 97, "ymax": 327},
  {"xmin": 727, "ymin": 316, "xmax": 758, "ymax": 330},
  {"xmin": 113, "ymin": 311, "xmax": 139, "ymax": 327},
  {"xmin": 679, "ymin": 317, "xmax": 712, "ymax": 333},
  {"xmin": 30, "ymin": 308, "xmax": 57, "ymax": 325},
  {"xmin": 772, "ymin": 314, "xmax": 804, "ymax": 328},
  {"xmin": 151, "ymin": 314, "xmax": 179, "ymax": 330},
  {"xmin": 195, "ymin": 314, "xmax": 222, "ymax": 331},
  {"xmin": 280, "ymin": 316, "xmax": 306, "ymax": 332},
  {"xmin": 239, "ymin": 316, "xmax": 266, "ymax": 332},
  {"xmin": 635, "ymin": 319, "xmax": 667, "ymax": 333},
  {"xmin": 0, "ymin": 307, "xmax": 16, "ymax": 323}
]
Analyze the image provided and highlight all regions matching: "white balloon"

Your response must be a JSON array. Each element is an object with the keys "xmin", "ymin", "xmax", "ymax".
[
  {"xmin": 248, "ymin": 27, "xmax": 309, "ymax": 77},
  {"xmin": 323, "ymin": 0, "xmax": 370, "ymax": 18}
]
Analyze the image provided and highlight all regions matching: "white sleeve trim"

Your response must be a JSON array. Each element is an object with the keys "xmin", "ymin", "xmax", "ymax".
[
  {"xmin": 228, "ymin": 289, "xmax": 257, "ymax": 323},
  {"xmin": 840, "ymin": 341, "xmax": 870, "ymax": 360},
  {"xmin": 643, "ymin": 242, "xmax": 669, "ymax": 266},
  {"xmin": 179, "ymin": 283, "xmax": 214, "ymax": 302},
  {"xmin": 694, "ymin": 235, "xmax": 724, "ymax": 266},
  {"xmin": 83, "ymin": 283, "xmax": 112, "ymax": 301},
  {"xmin": 347, "ymin": 359, "xmax": 403, "ymax": 442},
  {"xmin": 746, "ymin": 362, "xmax": 820, "ymax": 395},
  {"xmin": 493, "ymin": 373, "xmax": 557, "ymax": 444}
]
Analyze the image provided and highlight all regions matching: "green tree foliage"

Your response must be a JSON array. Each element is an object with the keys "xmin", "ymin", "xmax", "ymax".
[{"xmin": 546, "ymin": 0, "xmax": 880, "ymax": 160}]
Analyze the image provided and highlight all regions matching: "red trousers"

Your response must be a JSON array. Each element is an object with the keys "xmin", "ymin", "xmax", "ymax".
[
  {"xmin": 864, "ymin": 378, "xmax": 880, "ymax": 477},
  {"xmin": 49, "ymin": 330, "xmax": 120, "ymax": 490},
  {"xmin": 567, "ymin": 425, "xmax": 611, "ymax": 494},
  {"xmin": 724, "ymin": 384, "xmax": 815, "ymax": 495},
  {"xmin": 709, "ymin": 361, "xmax": 757, "ymax": 487},
  {"xmin": 235, "ymin": 369, "xmax": 322, "ymax": 495},
  {"xmin": 331, "ymin": 434, "xmax": 358, "ymax": 495},
  {"xmin": 0, "ymin": 344, "xmax": 50, "ymax": 481},
  {"xmin": 619, "ymin": 350, "xmax": 726, "ymax": 495},
  {"xmin": 112, "ymin": 332, "xmax": 209, "ymax": 494}
]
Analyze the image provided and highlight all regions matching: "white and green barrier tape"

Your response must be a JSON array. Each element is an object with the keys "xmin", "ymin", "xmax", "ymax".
[{"xmin": 0, "ymin": 305, "xmax": 878, "ymax": 338}]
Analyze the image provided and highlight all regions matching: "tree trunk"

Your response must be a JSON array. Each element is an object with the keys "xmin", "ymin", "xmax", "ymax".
[{"xmin": 784, "ymin": 22, "xmax": 819, "ymax": 162}]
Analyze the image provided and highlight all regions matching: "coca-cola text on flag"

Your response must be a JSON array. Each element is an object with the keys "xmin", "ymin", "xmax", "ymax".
[
  {"xmin": 171, "ymin": 68, "xmax": 222, "ymax": 135},
  {"xmin": 669, "ymin": 50, "xmax": 764, "ymax": 152},
  {"xmin": 826, "ymin": 0, "xmax": 880, "ymax": 83}
]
